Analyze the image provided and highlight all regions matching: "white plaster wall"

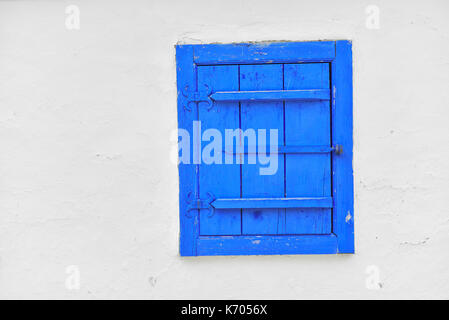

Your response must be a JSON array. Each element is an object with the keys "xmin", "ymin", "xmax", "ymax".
[{"xmin": 0, "ymin": 0, "xmax": 448, "ymax": 299}]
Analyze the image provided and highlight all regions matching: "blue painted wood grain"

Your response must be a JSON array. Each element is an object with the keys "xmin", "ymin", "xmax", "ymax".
[
  {"xmin": 193, "ymin": 41, "xmax": 336, "ymax": 65},
  {"xmin": 284, "ymin": 63, "xmax": 332, "ymax": 235},
  {"xmin": 198, "ymin": 65, "xmax": 241, "ymax": 235},
  {"xmin": 278, "ymin": 145, "xmax": 333, "ymax": 154},
  {"xmin": 212, "ymin": 197, "xmax": 333, "ymax": 209},
  {"xmin": 210, "ymin": 89, "xmax": 330, "ymax": 102},
  {"xmin": 197, "ymin": 235, "xmax": 338, "ymax": 256},
  {"xmin": 176, "ymin": 45, "xmax": 199, "ymax": 256},
  {"xmin": 240, "ymin": 64, "xmax": 286, "ymax": 235},
  {"xmin": 224, "ymin": 145, "xmax": 334, "ymax": 154},
  {"xmin": 332, "ymin": 41, "xmax": 354, "ymax": 253}
]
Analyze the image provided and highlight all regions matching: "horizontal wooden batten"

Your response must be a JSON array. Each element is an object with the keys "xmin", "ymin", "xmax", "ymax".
[
  {"xmin": 197, "ymin": 235, "xmax": 338, "ymax": 256},
  {"xmin": 210, "ymin": 89, "xmax": 330, "ymax": 102},
  {"xmin": 279, "ymin": 145, "xmax": 332, "ymax": 153},
  {"xmin": 223, "ymin": 145, "xmax": 333, "ymax": 154},
  {"xmin": 211, "ymin": 197, "xmax": 333, "ymax": 209},
  {"xmin": 191, "ymin": 41, "xmax": 336, "ymax": 65}
]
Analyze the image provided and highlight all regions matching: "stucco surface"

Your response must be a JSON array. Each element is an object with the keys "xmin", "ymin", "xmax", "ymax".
[{"xmin": 0, "ymin": 0, "xmax": 448, "ymax": 299}]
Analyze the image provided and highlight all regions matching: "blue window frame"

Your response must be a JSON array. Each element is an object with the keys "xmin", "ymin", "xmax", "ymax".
[{"xmin": 176, "ymin": 41, "xmax": 354, "ymax": 256}]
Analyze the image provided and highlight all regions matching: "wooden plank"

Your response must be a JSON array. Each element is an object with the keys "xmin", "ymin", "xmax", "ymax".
[
  {"xmin": 224, "ymin": 145, "xmax": 333, "ymax": 154},
  {"xmin": 332, "ymin": 41, "xmax": 355, "ymax": 253},
  {"xmin": 279, "ymin": 145, "xmax": 332, "ymax": 154},
  {"xmin": 176, "ymin": 45, "xmax": 199, "ymax": 256},
  {"xmin": 193, "ymin": 41, "xmax": 336, "ymax": 65},
  {"xmin": 240, "ymin": 64, "xmax": 285, "ymax": 235},
  {"xmin": 197, "ymin": 235, "xmax": 338, "ymax": 255},
  {"xmin": 198, "ymin": 65, "xmax": 241, "ymax": 236},
  {"xmin": 284, "ymin": 63, "xmax": 332, "ymax": 234},
  {"xmin": 212, "ymin": 197, "xmax": 333, "ymax": 209},
  {"xmin": 210, "ymin": 89, "xmax": 330, "ymax": 102}
]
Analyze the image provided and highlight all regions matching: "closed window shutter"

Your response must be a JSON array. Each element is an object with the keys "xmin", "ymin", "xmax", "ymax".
[{"xmin": 176, "ymin": 41, "xmax": 354, "ymax": 256}]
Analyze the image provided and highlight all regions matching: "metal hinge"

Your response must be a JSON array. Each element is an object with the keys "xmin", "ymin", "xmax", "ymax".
[
  {"xmin": 181, "ymin": 84, "xmax": 213, "ymax": 111},
  {"xmin": 186, "ymin": 192, "xmax": 215, "ymax": 217}
]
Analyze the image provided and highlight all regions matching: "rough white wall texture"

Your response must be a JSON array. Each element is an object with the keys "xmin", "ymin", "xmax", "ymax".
[{"xmin": 0, "ymin": 0, "xmax": 448, "ymax": 299}]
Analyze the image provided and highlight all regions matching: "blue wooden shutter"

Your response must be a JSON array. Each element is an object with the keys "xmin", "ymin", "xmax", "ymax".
[{"xmin": 176, "ymin": 41, "xmax": 354, "ymax": 256}]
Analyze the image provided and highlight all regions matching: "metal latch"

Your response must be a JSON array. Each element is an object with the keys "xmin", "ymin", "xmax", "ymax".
[{"xmin": 332, "ymin": 144, "xmax": 343, "ymax": 155}]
